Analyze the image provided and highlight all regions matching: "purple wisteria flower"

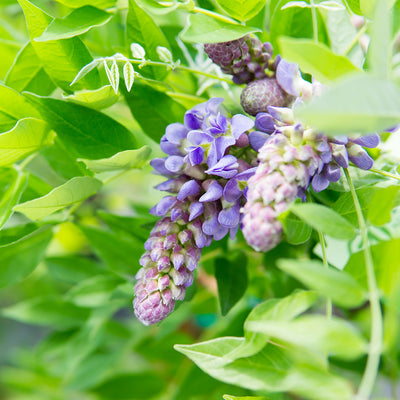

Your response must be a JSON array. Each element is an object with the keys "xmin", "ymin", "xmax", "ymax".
[
  {"xmin": 204, "ymin": 35, "xmax": 274, "ymax": 84},
  {"xmin": 242, "ymin": 103, "xmax": 380, "ymax": 253},
  {"xmin": 134, "ymin": 98, "xmax": 257, "ymax": 325}
]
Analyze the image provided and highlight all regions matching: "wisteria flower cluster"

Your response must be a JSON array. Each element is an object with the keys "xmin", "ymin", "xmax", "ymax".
[
  {"xmin": 134, "ymin": 98, "xmax": 257, "ymax": 325},
  {"xmin": 134, "ymin": 37, "xmax": 380, "ymax": 326}
]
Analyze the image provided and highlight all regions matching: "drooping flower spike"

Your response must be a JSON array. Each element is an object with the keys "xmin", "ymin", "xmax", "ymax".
[{"xmin": 134, "ymin": 99, "xmax": 257, "ymax": 325}]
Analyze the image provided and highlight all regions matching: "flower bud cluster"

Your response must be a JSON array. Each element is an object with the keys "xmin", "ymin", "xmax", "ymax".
[
  {"xmin": 204, "ymin": 35, "xmax": 276, "ymax": 84},
  {"xmin": 242, "ymin": 105, "xmax": 379, "ymax": 252},
  {"xmin": 134, "ymin": 98, "xmax": 257, "ymax": 325}
]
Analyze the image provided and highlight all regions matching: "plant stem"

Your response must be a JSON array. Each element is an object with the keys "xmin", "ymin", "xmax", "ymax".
[
  {"xmin": 192, "ymin": 6, "xmax": 239, "ymax": 24},
  {"xmin": 342, "ymin": 23, "xmax": 368, "ymax": 56},
  {"xmin": 318, "ymin": 231, "xmax": 332, "ymax": 319},
  {"xmin": 344, "ymin": 168, "xmax": 383, "ymax": 400},
  {"xmin": 310, "ymin": 0, "xmax": 319, "ymax": 42},
  {"xmin": 370, "ymin": 167, "xmax": 400, "ymax": 182},
  {"xmin": 128, "ymin": 59, "xmax": 233, "ymax": 84}
]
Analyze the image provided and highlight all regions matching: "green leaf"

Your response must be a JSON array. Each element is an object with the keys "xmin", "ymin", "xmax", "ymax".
[
  {"xmin": 2, "ymin": 296, "xmax": 90, "ymax": 329},
  {"xmin": 0, "ymin": 83, "xmax": 41, "ymax": 132},
  {"xmin": 91, "ymin": 373, "xmax": 164, "ymax": 399},
  {"xmin": 46, "ymin": 255, "xmax": 105, "ymax": 283},
  {"xmin": 344, "ymin": 0, "xmax": 362, "ymax": 14},
  {"xmin": 215, "ymin": 251, "xmax": 248, "ymax": 316},
  {"xmin": 215, "ymin": 0, "xmax": 266, "ymax": 21},
  {"xmin": 277, "ymin": 258, "xmax": 367, "ymax": 307},
  {"xmin": 0, "ymin": 170, "xmax": 27, "ymax": 229},
  {"xmin": 63, "ymin": 85, "xmax": 119, "ymax": 110},
  {"xmin": 35, "ymin": 6, "xmax": 112, "ymax": 41},
  {"xmin": 278, "ymin": 37, "xmax": 360, "ymax": 83},
  {"xmin": 24, "ymin": 94, "xmax": 136, "ymax": 159},
  {"xmin": 246, "ymin": 315, "xmax": 367, "ymax": 360},
  {"xmin": 0, "ymin": 227, "xmax": 52, "ymax": 287},
  {"xmin": 5, "ymin": 42, "xmax": 56, "ymax": 96},
  {"xmin": 14, "ymin": 176, "xmax": 102, "ymax": 221},
  {"xmin": 290, "ymin": 203, "xmax": 356, "ymax": 239},
  {"xmin": 18, "ymin": 0, "xmax": 101, "ymax": 91},
  {"xmin": 123, "ymin": 83, "xmax": 186, "ymax": 142},
  {"xmin": 126, "ymin": 0, "xmax": 170, "ymax": 80},
  {"xmin": 54, "ymin": 0, "xmax": 116, "ymax": 7},
  {"xmin": 295, "ymin": 75, "xmax": 400, "ymax": 135},
  {"xmin": 368, "ymin": 186, "xmax": 400, "ymax": 225},
  {"xmin": 228, "ymin": 290, "xmax": 317, "ymax": 360},
  {"xmin": 79, "ymin": 224, "xmax": 144, "ymax": 275},
  {"xmin": 180, "ymin": 13, "xmax": 261, "ymax": 43},
  {"xmin": 223, "ymin": 396, "xmax": 271, "ymax": 400},
  {"xmin": 281, "ymin": 211, "xmax": 312, "ymax": 244},
  {"xmin": 0, "ymin": 118, "xmax": 53, "ymax": 166},
  {"xmin": 175, "ymin": 339, "xmax": 353, "ymax": 399},
  {"xmin": 79, "ymin": 147, "xmax": 151, "ymax": 173},
  {"xmin": 367, "ymin": 0, "xmax": 391, "ymax": 78},
  {"xmin": 65, "ymin": 275, "xmax": 123, "ymax": 307},
  {"xmin": 0, "ymin": 223, "xmax": 38, "ymax": 246}
]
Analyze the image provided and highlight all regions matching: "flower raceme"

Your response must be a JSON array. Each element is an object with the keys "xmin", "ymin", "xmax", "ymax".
[
  {"xmin": 134, "ymin": 99, "xmax": 257, "ymax": 325},
  {"xmin": 242, "ymin": 105, "xmax": 380, "ymax": 252}
]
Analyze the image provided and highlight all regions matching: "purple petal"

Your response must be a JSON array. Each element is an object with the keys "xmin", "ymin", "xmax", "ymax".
[
  {"xmin": 165, "ymin": 156, "xmax": 184, "ymax": 173},
  {"xmin": 249, "ymin": 131, "xmax": 270, "ymax": 152},
  {"xmin": 188, "ymin": 147, "xmax": 204, "ymax": 166},
  {"xmin": 199, "ymin": 181, "xmax": 223, "ymax": 202},
  {"xmin": 187, "ymin": 130, "xmax": 214, "ymax": 145},
  {"xmin": 255, "ymin": 113, "xmax": 275, "ymax": 134},
  {"xmin": 202, "ymin": 213, "xmax": 220, "ymax": 235},
  {"xmin": 160, "ymin": 136, "xmax": 181, "ymax": 156},
  {"xmin": 223, "ymin": 178, "xmax": 242, "ymax": 202},
  {"xmin": 351, "ymin": 133, "xmax": 380, "ymax": 148},
  {"xmin": 213, "ymin": 225, "xmax": 229, "ymax": 241},
  {"xmin": 312, "ymin": 174, "xmax": 330, "ymax": 192},
  {"xmin": 215, "ymin": 136, "xmax": 236, "ymax": 158},
  {"xmin": 205, "ymin": 155, "xmax": 238, "ymax": 179},
  {"xmin": 165, "ymin": 122, "xmax": 188, "ymax": 144},
  {"xmin": 330, "ymin": 135, "xmax": 348, "ymax": 145},
  {"xmin": 267, "ymin": 106, "xmax": 294, "ymax": 124},
  {"xmin": 349, "ymin": 153, "xmax": 374, "ymax": 170},
  {"xmin": 231, "ymin": 114, "xmax": 254, "ymax": 139},
  {"xmin": 322, "ymin": 164, "xmax": 341, "ymax": 182},
  {"xmin": 332, "ymin": 145, "xmax": 349, "ymax": 168},
  {"xmin": 151, "ymin": 196, "xmax": 177, "ymax": 216},
  {"xmin": 276, "ymin": 59, "xmax": 302, "ymax": 96},
  {"xmin": 189, "ymin": 201, "xmax": 204, "ymax": 221},
  {"xmin": 205, "ymin": 97, "xmax": 224, "ymax": 115},
  {"xmin": 218, "ymin": 203, "xmax": 240, "ymax": 228},
  {"xmin": 150, "ymin": 158, "xmax": 170, "ymax": 175},
  {"xmin": 184, "ymin": 110, "xmax": 203, "ymax": 130},
  {"xmin": 177, "ymin": 180, "xmax": 201, "ymax": 201}
]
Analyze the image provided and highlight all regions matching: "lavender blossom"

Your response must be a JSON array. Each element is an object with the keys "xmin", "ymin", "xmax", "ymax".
[
  {"xmin": 134, "ymin": 98, "xmax": 258, "ymax": 325},
  {"xmin": 243, "ymin": 104, "xmax": 380, "ymax": 252},
  {"xmin": 204, "ymin": 35, "xmax": 274, "ymax": 84}
]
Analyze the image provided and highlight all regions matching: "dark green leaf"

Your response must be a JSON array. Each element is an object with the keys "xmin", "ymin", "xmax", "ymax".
[
  {"xmin": 24, "ymin": 94, "xmax": 136, "ymax": 159},
  {"xmin": 0, "ymin": 228, "xmax": 52, "ymax": 288},
  {"xmin": 290, "ymin": 203, "xmax": 356, "ymax": 239},
  {"xmin": 215, "ymin": 251, "xmax": 248, "ymax": 316},
  {"xmin": 281, "ymin": 211, "xmax": 312, "ymax": 244},
  {"xmin": 92, "ymin": 373, "xmax": 164, "ymax": 399},
  {"xmin": 0, "ymin": 170, "xmax": 27, "ymax": 229},
  {"xmin": 46, "ymin": 255, "xmax": 105, "ymax": 283},
  {"xmin": 368, "ymin": 186, "xmax": 400, "ymax": 225},
  {"xmin": 216, "ymin": 0, "xmax": 266, "ymax": 21},
  {"xmin": 79, "ymin": 146, "xmax": 151, "ymax": 173},
  {"xmin": 5, "ymin": 42, "xmax": 56, "ymax": 95},
  {"xmin": 35, "ymin": 6, "xmax": 112, "ymax": 41},
  {"xmin": 2, "ymin": 296, "xmax": 90, "ymax": 328},
  {"xmin": 18, "ymin": 0, "xmax": 101, "ymax": 91},
  {"xmin": 0, "ymin": 118, "xmax": 53, "ymax": 166},
  {"xmin": 126, "ymin": 0, "xmax": 170, "ymax": 80},
  {"xmin": 277, "ymin": 258, "xmax": 367, "ymax": 307},
  {"xmin": 124, "ymin": 83, "xmax": 186, "ymax": 142},
  {"xmin": 14, "ymin": 176, "xmax": 102, "ymax": 220},
  {"xmin": 180, "ymin": 14, "xmax": 261, "ymax": 43}
]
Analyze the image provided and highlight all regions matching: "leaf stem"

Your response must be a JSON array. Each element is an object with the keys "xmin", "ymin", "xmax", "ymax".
[
  {"xmin": 192, "ymin": 6, "xmax": 239, "ymax": 24},
  {"xmin": 127, "ymin": 59, "xmax": 233, "ymax": 84},
  {"xmin": 344, "ymin": 168, "xmax": 383, "ymax": 400},
  {"xmin": 310, "ymin": 0, "xmax": 319, "ymax": 42},
  {"xmin": 342, "ymin": 23, "xmax": 368, "ymax": 56},
  {"xmin": 370, "ymin": 167, "xmax": 400, "ymax": 182},
  {"xmin": 318, "ymin": 231, "xmax": 332, "ymax": 319}
]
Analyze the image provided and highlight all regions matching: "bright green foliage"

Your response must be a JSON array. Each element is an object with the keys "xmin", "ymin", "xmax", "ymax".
[{"xmin": 0, "ymin": 0, "xmax": 399, "ymax": 399}]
